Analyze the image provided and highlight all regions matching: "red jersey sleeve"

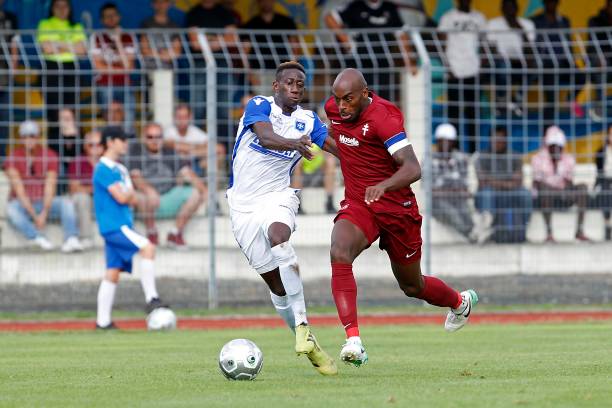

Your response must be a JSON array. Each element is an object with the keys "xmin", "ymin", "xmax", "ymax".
[{"xmin": 375, "ymin": 110, "xmax": 410, "ymax": 156}]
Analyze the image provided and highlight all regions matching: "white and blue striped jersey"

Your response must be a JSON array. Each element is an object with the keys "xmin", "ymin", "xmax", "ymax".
[{"xmin": 227, "ymin": 96, "xmax": 328, "ymax": 210}]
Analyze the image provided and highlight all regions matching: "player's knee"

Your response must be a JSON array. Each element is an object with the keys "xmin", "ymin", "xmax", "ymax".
[
  {"xmin": 330, "ymin": 243, "xmax": 353, "ymax": 264},
  {"xmin": 268, "ymin": 231, "xmax": 290, "ymax": 247},
  {"xmin": 141, "ymin": 243, "xmax": 156, "ymax": 258},
  {"xmin": 399, "ymin": 281, "xmax": 424, "ymax": 298}
]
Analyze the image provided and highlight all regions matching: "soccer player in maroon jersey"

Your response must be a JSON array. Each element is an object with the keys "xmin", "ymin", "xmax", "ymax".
[{"xmin": 324, "ymin": 68, "xmax": 478, "ymax": 366}]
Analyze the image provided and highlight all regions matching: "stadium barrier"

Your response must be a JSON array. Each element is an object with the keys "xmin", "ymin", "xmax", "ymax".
[{"xmin": 0, "ymin": 26, "xmax": 611, "ymax": 310}]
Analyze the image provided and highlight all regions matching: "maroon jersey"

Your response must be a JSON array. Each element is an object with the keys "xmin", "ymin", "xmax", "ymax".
[{"xmin": 325, "ymin": 92, "xmax": 414, "ymax": 211}]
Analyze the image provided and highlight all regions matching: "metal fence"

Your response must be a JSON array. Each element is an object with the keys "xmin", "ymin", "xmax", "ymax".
[{"xmin": 0, "ymin": 26, "xmax": 611, "ymax": 311}]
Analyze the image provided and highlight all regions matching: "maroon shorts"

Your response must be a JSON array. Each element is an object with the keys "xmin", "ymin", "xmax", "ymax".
[{"xmin": 334, "ymin": 198, "xmax": 423, "ymax": 265}]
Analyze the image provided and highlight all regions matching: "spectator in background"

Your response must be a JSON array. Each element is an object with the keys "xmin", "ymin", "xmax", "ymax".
[
  {"xmin": 432, "ymin": 123, "xmax": 491, "ymax": 243},
  {"xmin": 127, "ymin": 122, "xmax": 207, "ymax": 249},
  {"xmin": 186, "ymin": 0, "xmax": 238, "ymax": 150},
  {"xmin": 52, "ymin": 108, "xmax": 81, "ymax": 186},
  {"xmin": 586, "ymin": 0, "xmax": 612, "ymax": 123},
  {"xmin": 140, "ymin": 0, "xmax": 182, "ymax": 70},
  {"xmin": 102, "ymin": 100, "xmax": 135, "ymax": 138},
  {"xmin": 68, "ymin": 129, "xmax": 103, "ymax": 248},
  {"xmin": 595, "ymin": 124, "xmax": 612, "ymax": 240},
  {"xmin": 531, "ymin": 0, "xmax": 586, "ymax": 122},
  {"xmin": 37, "ymin": 0, "xmax": 87, "ymax": 143},
  {"xmin": 242, "ymin": 0, "xmax": 299, "ymax": 96},
  {"xmin": 164, "ymin": 104, "xmax": 226, "ymax": 183},
  {"xmin": 486, "ymin": 0, "xmax": 535, "ymax": 118},
  {"xmin": 0, "ymin": 0, "xmax": 18, "ymax": 160},
  {"xmin": 3, "ymin": 120, "xmax": 83, "ymax": 252},
  {"xmin": 475, "ymin": 125, "xmax": 531, "ymax": 243},
  {"xmin": 531, "ymin": 126, "xmax": 590, "ymax": 243},
  {"xmin": 91, "ymin": 3, "xmax": 136, "ymax": 135},
  {"xmin": 324, "ymin": 0, "xmax": 418, "ymax": 101},
  {"xmin": 220, "ymin": 0, "xmax": 242, "ymax": 25},
  {"xmin": 438, "ymin": 0, "xmax": 486, "ymax": 153}
]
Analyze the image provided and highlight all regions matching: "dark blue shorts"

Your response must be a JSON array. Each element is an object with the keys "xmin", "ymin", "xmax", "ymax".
[{"xmin": 103, "ymin": 226, "xmax": 149, "ymax": 273}]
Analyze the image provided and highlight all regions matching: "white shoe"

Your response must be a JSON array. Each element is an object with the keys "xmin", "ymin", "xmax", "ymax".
[
  {"xmin": 61, "ymin": 236, "xmax": 84, "ymax": 253},
  {"xmin": 445, "ymin": 290, "xmax": 478, "ymax": 332},
  {"xmin": 340, "ymin": 336, "xmax": 368, "ymax": 367},
  {"xmin": 477, "ymin": 212, "xmax": 494, "ymax": 244},
  {"xmin": 31, "ymin": 236, "xmax": 54, "ymax": 251},
  {"xmin": 80, "ymin": 238, "xmax": 93, "ymax": 250}
]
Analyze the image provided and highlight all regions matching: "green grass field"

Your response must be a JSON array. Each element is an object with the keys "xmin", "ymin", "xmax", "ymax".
[{"xmin": 1, "ymin": 322, "xmax": 610, "ymax": 407}]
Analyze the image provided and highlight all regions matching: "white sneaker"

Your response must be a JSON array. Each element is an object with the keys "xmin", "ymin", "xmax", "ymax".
[
  {"xmin": 340, "ymin": 336, "xmax": 368, "ymax": 367},
  {"xmin": 31, "ymin": 236, "xmax": 54, "ymax": 251},
  {"xmin": 80, "ymin": 238, "xmax": 93, "ymax": 250},
  {"xmin": 61, "ymin": 236, "xmax": 84, "ymax": 253},
  {"xmin": 445, "ymin": 289, "xmax": 478, "ymax": 332},
  {"xmin": 477, "ymin": 212, "xmax": 494, "ymax": 244}
]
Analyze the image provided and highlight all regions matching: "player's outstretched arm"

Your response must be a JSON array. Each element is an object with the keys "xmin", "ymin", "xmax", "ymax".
[
  {"xmin": 253, "ymin": 122, "xmax": 314, "ymax": 160},
  {"xmin": 321, "ymin": 136, "xmax": 339, "ymax": 158},
  {"xmin": 364, "ymin": 145, "xmax": 421, "ymax": 204}
]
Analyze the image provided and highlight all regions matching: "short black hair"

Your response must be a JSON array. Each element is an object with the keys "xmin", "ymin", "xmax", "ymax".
[
  {"xmin": 276, "ymin": 61, "xmax": 306, "ymax": 80},
  {"xmin": 101, "ymin": 126, "xmax": 126, "ymax": 148},
  {"xmin": 100, "ymin": 2, "xmax": 118, "ymax": 17},
  {"xmin": 494, "ymin": 125, "xmax": 508, "ymax": 136}
]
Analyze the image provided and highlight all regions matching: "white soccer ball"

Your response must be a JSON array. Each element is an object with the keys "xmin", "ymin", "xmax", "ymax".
[
  {"xmin": 146, "ymin": 307, "xmax": 177, "ymax": 331},
  {"xmin": 218, "ymin": 339, "xmax": 263, "ymax": 381}
]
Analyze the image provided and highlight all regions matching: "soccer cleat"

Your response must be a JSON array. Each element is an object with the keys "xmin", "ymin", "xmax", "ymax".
[
  {"xmin": 146, "ymin": 297, "xmax": 169, "ymax": 314},
  {"xmin": 295, "ymin": 324, "xmax": 315, "ymax": 354},
  {"xmin": 305, "ymin": 332, "xmax": 338, "ymax": 376},
  {"xmin": 95, "ymin": 322, "xmax": 118, "ymax": 330},
  {"xmin": 340, "ymin": 336, "xmax": 368, "ymax": 367},
  {"xmin": 445, "ymin": 289, "xmax": 478, "ymax": 332}
]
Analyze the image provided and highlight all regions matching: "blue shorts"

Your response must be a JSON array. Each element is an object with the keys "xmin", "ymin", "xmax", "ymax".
[{"xmin": 103, "ymin": 226, "xmax": 149, "ymax": 273}]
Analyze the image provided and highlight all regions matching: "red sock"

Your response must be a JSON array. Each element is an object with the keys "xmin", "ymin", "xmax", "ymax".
[
  {"xmin": 415, "ymin": 276, "xmax": 462, "ymax": 309},
  {"xmin": 331, "ymin": 263, "xmax": 359, "ymax": 338}
]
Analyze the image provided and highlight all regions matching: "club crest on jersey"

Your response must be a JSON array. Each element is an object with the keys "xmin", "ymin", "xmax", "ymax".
[
  {"xmin": 362, "ymin": 123, "xmax": 370, "ymax": 136},
  {"xmin": 295, "ymin": 120, "xmax": 306, "ymax": 131}
]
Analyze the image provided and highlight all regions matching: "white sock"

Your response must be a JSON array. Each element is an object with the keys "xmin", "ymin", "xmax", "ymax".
[
  {"xmin": 96, "ymin": 280, "xmax": 117, "ymax": 327},
  {"xmin": 140, "ymin": 259, "xmax": 159, "ymax": 302},
  {"xmin": 288, "ymin": 288, "xmax": 308, "ymax": 327},
  {"xmin": 270, "ymin": 292, "xmax": 296, "ymax": 331}
]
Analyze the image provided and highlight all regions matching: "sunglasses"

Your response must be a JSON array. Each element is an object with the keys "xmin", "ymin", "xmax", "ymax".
[{"xmin": 146, "ymin": 134, "xmax": 163, "ymax": 140}]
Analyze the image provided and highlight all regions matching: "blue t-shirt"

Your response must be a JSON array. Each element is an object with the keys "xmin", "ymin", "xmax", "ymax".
[{"xmin": 93, "ymin": 158, "xmax": 134, "ymax": 235}]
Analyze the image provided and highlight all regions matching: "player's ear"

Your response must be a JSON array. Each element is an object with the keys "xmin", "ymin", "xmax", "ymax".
[{"xmin": 362, "ymin": 87, "xmax": 369, "ymax": 97}]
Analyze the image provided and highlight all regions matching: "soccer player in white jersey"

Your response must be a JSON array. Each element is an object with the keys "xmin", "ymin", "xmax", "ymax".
[{"xmin": 227, "ymin": 61, "xmax": 339, "ymax": 375}]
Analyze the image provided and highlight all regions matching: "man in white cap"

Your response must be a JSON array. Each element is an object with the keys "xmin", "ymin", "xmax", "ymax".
[
  {"xmin": 431, "ymin": 123, "xmax": 490, "ymax": 242},
  {"xmin": 3, "ymin": 120, "xmax": 83, "ymax": 252},
  {"xmin": 531, "ymin": 125, "xmax": 590, "ymax": 242}
]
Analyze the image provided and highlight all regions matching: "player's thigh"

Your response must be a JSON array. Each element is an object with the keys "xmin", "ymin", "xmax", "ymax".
[
  {"xmin": 331, "ymin": 199, "xmax": 377, "ymax": 263},
  {"xmin": 230, "ymin": 208, "xmax": 277, "ymax": 274},
  {"xmin": 262, "ymin": 190, "xmax": 300, "ymax": 245}
]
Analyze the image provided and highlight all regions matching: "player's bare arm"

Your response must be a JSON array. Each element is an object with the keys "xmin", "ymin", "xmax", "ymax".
[
  {"xmin": 108, "ymin": 183, "xmax": 136, "ymax": 205},
  {"xmin": 253, "ymin": 121, "xmax": 314, "ymax": 160},
  {"xmin": 321, "ymin": 133, "xmax": 339, "ymax": 158},
  {"xmin": 364, "ymin": 144, "xmax": 421, "ymax": 205}
]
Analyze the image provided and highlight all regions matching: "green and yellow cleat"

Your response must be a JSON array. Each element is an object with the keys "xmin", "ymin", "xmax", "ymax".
[
  {"xmin": 306, "ymin": 332, "xmax": 338, "ymax": 376},
  {"xmin": 295, "ymin": 324, "xmax": 315, "ymax": 355}
]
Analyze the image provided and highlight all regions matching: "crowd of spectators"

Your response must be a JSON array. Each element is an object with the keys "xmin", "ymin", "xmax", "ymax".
[{"xmin": 1, "ymin": 0, "xmax": 612, "ymax": 247}]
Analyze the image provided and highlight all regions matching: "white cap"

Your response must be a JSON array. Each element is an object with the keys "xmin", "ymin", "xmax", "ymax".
[
  {"xmin": 545, "ymin": 126, "xmax": 566, "ymax": 147},
  {"xmin": 434, "ymin": 123, "xmax": 457, "ymax": 141},
  {"xmin": 19, "ymin": 120, "xmax": 40, "ymax": 137}
]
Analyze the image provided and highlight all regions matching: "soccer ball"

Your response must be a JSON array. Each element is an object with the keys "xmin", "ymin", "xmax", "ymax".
[
  {"xmin": 218, "ymin": 339, "xmax": 263, "ymax": 381},
  {"xmin": 146, "ymin": 307, "xmax": 177, "ymax": 331}
]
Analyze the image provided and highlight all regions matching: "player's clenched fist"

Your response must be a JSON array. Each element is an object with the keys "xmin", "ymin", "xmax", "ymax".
[
  {"xmin": 364, "ymin": 184, "xmax": 386, "ymax": 205},
  {"xmin": 293, "ymin": 135, "xmax": 314, "ymax": 160}
]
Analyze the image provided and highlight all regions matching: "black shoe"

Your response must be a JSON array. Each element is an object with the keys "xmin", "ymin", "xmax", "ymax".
[
  {"xmin": 95, "ymin": 322, "xmax": 118, "ymax": 330},
  {"xmin": 146, "ymin": 297, "xmax": 169, "ymax": 314}
]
